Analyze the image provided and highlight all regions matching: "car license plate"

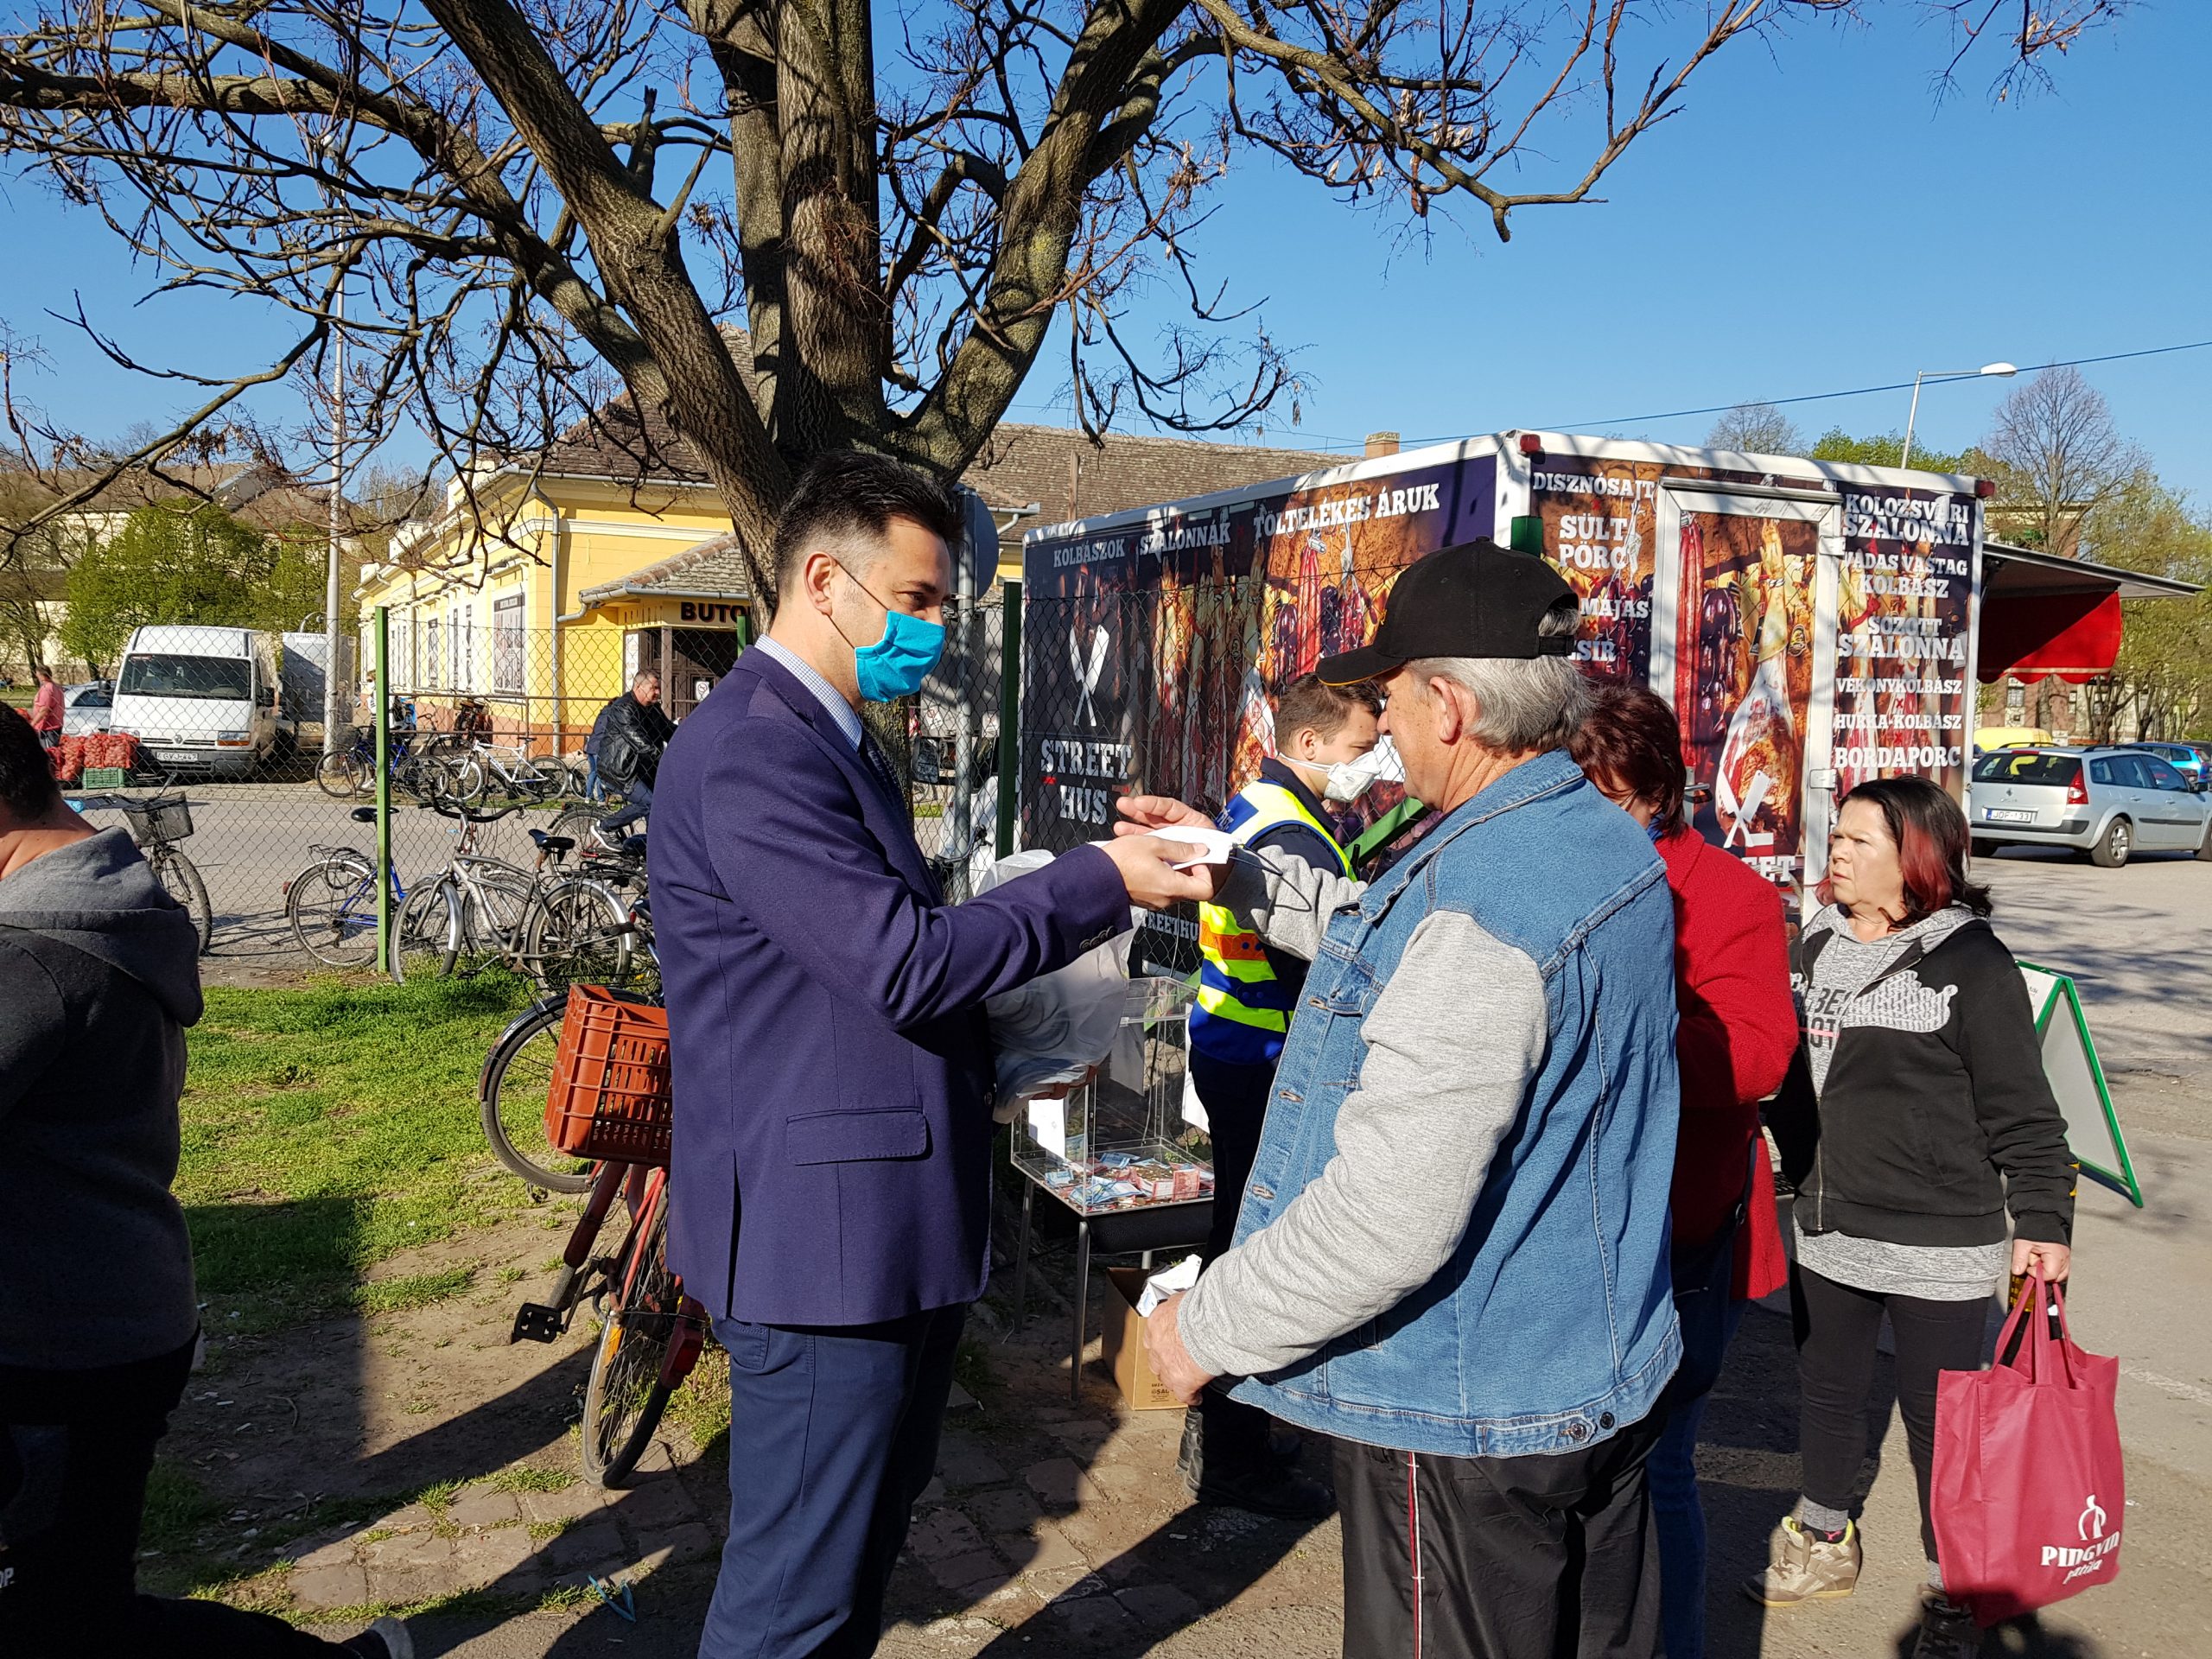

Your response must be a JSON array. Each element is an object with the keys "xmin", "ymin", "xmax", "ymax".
[{"xmin": 1983, "ymin": 808, "xmax": 2034, "ymax": 823}]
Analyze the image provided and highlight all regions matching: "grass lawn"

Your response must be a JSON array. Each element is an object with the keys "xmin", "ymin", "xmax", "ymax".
[{"xmin": 180, "ymin": 971, "xmax": 543, "ymax": 1332}]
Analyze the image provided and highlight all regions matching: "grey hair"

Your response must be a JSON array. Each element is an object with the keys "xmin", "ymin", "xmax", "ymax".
[{"xmin": 1405, "ymin": 600, "xmax": 1590, "ymax": 753}]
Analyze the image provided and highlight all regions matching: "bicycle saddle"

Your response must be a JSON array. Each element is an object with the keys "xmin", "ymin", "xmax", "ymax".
[
  {"xmin": 530, "ymin": 831, "xmax": 577, "ymax": 856},
  {"xmin": 350, "ymin": 805, "xmax": 378, "ymax": 823}
]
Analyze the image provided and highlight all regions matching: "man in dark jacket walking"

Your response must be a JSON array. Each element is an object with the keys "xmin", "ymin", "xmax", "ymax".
[
  {"xmin": 594, "ymin": 671, "xmax": 675, "ymax": 842},
  {"xmin": 0, "ymin": 707, "xmax": 406, "ymax": 1659}
]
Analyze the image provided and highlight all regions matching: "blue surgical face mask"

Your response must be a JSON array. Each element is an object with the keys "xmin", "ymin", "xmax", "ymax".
[{"xmin": 838, "ymin": 567, "xmax": 945, "ymax": 701}]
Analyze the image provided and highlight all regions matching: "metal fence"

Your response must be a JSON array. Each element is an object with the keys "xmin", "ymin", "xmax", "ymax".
[
  {"xmin": 909, "ymin": 585, "xmax": 1012, "ymax": 901},
  {"xmin": 56, "ymin": 604, "xmax": 1017, "ymax": 966},
  {"xmin": 56, "ymin": 620, "xmax": 633, "ymax": 967}
]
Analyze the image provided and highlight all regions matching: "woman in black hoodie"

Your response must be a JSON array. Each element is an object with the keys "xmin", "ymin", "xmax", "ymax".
[
  {"xmin": 0, "ymin": 708, "xmax": 407, "ymax": 1659},
  {"xmin": 1744, "ymin": 776, "xmax": 2076, "ymax": 1659}
]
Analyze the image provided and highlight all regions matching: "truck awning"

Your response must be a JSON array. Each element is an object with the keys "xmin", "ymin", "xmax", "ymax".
[{"xmin": 1977, "ymin": 541, "xmax": 2199, "ymax": 683}]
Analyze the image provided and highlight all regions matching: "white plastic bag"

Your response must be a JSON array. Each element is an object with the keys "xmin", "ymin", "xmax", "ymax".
[{"xmin": 975, "ymin": 850, "xmax": 1145, "ymax": 1110}]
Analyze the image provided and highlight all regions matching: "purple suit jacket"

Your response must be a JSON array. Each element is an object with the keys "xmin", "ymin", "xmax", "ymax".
[{"xmin": 650, "ymin": 648, "xmax": 1128, "ymax": 1325}]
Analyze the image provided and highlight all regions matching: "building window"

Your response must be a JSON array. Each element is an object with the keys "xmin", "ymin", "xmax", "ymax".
[
  {"xmin": 493, "ymin": 594, "xmax": 524, "ymax": 694},
  {"xmin": 423, "ymin": 615, "xmax": 442, "ymax": 689},
  {"xmin": 451, "ymin": 606, "xmax": 471, "ymax": 691}
]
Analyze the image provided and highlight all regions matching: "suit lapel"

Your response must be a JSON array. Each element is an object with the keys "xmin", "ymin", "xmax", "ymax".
[{"xmin": 734, "ymin": 654, "xmax": 941, "ymax": 901}]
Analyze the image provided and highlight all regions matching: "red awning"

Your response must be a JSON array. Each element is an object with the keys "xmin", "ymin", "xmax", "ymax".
[{"xmin": 1977, "ymin": 591, "xmax": 2123, "ymax": 684}]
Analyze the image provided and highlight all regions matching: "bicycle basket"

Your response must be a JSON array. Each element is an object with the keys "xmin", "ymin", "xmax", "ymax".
[
  {"xmin": 118, "ymin": 794, "xmax": 194, "ymax": 846},
  {"xmin": 545, "ymin": 985, "xmax": 673, "ymax": 1166}
]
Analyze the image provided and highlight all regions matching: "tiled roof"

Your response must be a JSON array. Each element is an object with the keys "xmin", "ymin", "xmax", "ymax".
[
  {"xmin": 542, "ymin": 393, "xmax": 711, "ymax": 485},
  {"xmin": 577, "ymin": 531, "xmax": 753, "ymax": 605},
  {"xmin": 555, "ymin": 415, "xmax": 1351, "ymax": 602},
  {"xmin": 964, "ymin": 423, "xmax": 1344, "ymax": 526},
  {"xmin": 532, "ymin": 392, "xmax": 1344, "ymax": 518}
]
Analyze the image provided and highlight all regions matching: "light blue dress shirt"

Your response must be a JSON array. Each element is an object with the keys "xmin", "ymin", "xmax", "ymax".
[{"xmin": 753, "ymin": 636, "xmax": 861, "ymax": 750}]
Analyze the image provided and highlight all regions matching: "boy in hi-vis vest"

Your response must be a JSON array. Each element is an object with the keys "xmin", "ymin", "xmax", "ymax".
[{"xmin": 1183, "ymin": 674, "xmax": 1390, "ymax": 1516}]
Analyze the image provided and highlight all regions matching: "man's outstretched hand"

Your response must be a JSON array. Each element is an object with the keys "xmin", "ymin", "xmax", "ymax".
[
  {"xmin": 1096, "ymin": 833, "xmax": 1224, "ymax": 910},
  {"xmin": 1115, "ymin": 794, "xmax": 1213, "ymax": 836}
]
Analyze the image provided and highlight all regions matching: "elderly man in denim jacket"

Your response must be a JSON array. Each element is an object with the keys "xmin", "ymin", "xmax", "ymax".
[{"xmin": 1128, "ymin": 540, "xmax": 1683, "ymax": 1658}]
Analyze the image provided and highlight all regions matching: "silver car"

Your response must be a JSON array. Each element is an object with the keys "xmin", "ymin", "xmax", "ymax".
[
  {"xmin": 1970, "ymin": 746, "xmax": 2212, "ymax": 868},
  {"xmin": 61, "ymin": 681, "xmax": 113, "ymax": 738}
]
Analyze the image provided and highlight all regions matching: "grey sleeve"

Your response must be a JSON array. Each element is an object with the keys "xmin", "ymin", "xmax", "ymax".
[
  {"xmin": 1212, "ymin": 845, "xmax": 1369, "ymax": 964},
  {"xmin": 1176, "ymin": 911, "xmax": 1549, "ymax": 1380}
]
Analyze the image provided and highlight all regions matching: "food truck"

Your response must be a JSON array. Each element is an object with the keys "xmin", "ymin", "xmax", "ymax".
[{"xmin": 1019, "ymin": 431, "xmax": 1995, "ymax": 922}]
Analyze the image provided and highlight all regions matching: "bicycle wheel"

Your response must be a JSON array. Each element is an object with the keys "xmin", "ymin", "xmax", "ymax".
[
  {"xmin": 522, "ymin": 878, "xmax": 633, "ymax": 995},
  {"xmin": 548, "ymin": 804, "xmax": 604, "ymax": 849},
  {"xmin": 317, "ymin": 749, "xmax": 367, "ymax": 799},
  {"xmin": 461, "ymin": 868, "xmax": 536, "ymax": 972},
  {"xmin": 154, "ymin": 849, "xmax": 213, "ymax": 954},
  {"xmin": 478, "ymin": 996, "xmax": 595, "ymax": 1192},
  {"xmin": 393, "ymin": 752, "xmax": 439, "ymax": 804},
  {"xmin": 391, "ymin": 880, "xmax": 460, "ymax": 985},
  {"xmin": 286, "ymin": 852, "xmax": 380, "ymax": 968},
  {"xmin": 448, "ymin": 754, "xmax": 491, "ymax": 808},
  {"xmin": 581, "ymin": 1190, "xmax": 684, "ymax": 1487}
]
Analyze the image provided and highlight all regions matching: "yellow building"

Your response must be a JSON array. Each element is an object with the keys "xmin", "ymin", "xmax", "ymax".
[
  {"xmin": 354, "ymin": 399, "xmax": 1351, "ymax": 747},
  {"xmin": 355, "ymin": 400, "xmax": 744, "ymax": 742}
]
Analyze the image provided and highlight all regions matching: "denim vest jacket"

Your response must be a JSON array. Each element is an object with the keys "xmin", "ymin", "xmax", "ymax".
[{"xmin": 1225, "ymin": 749, "xmax": 1683, "ymax": 1458}]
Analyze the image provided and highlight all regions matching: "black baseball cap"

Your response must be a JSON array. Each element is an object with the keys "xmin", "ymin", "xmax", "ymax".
[{"xmin": 1316, "ymin": 538, "xmax": 1579, "ymax": 686}]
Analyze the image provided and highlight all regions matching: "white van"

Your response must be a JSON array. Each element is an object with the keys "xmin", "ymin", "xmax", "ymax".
[{"xmin": 111, "ymin": 625, "xmax": 291, "ymax": 779}]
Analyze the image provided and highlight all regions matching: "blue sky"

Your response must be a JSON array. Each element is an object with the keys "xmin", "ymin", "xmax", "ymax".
[{"xmin": 4, "ymin": 3, "xmax": 2207, "ymax": 499}]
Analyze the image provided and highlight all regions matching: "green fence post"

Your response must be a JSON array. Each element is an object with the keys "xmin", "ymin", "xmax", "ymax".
[
  {"xmin": 1351, "ymin": 797, "xmax": 1427, "ymax": 869},
  {"xmin": 995, "ymin": 577, "xmax": 1020, "ymax": 858},
  {"xmin": 374, "ymin": 607, "xmax": 393, "ymax": 974}
]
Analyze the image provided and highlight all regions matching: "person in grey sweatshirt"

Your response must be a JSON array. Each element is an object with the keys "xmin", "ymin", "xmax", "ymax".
[{"xmin": 0, "ymin": 707, "xmax": 408, "ymax": 1659}]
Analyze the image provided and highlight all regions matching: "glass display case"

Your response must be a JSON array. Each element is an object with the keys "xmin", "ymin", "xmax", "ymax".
[{"xmin": 1010, "ymin": 974, "xmax": 1214, "ymax": 1217}]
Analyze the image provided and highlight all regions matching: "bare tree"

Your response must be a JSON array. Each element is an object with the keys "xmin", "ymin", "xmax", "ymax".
[
  {"xmin": 0, "ymin": 0, "xmax": 2127, "ymax": 602},
  {"xmin": 1980, "ymin": 365, "xmax": 2147, "ymax": 557},
  {"xmin": 1707, "ymin": 403, "xmax": 1804, "ymax": 456}
]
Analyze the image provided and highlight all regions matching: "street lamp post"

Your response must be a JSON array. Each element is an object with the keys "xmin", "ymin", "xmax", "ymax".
[
  {"xmin": 1900, "ymin": 362, "xmax": 2017, "ymax": 471},
  {"xmin": 323, "ymin": 280, "xmax": 346, "ymax": 755}
]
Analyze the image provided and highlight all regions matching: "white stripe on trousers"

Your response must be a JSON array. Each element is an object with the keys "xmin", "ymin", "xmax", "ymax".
[{"xmin": 1408, "ymin": 1450, "xmax": 1424, "ymax": 1659}]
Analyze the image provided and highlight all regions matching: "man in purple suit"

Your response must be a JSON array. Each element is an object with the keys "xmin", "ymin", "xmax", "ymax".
[{"xmin": 651, "ymin": 453, "xmax": 1206, "ymax": 1658}]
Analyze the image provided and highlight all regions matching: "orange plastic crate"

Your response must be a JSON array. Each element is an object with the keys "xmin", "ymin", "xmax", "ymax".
[{"xmin": 544, "ymin": 985, "xmax": 674, "ymax": 1166}]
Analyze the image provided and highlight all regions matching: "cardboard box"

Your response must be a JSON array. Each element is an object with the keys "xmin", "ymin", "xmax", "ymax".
[{"xmin": 1101, "ymin": 1266, "xmax": 1185, "ymax": 1410}]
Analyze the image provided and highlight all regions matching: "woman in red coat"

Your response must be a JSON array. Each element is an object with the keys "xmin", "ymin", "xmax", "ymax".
[{"xmin": 1573, "ymin": 683, "xmax": 1796, "ymax": 1657}]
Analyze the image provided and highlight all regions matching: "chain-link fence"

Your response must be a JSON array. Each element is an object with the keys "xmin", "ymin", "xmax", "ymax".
[
  {"xmin": 56, "ymin": 619, "xmax": 645, "ymax": 967},
  {"xmin": 909, "ymin": 586, "xmax": 1011, "ymax": 901},
  {"xmin": 56, "ymin": 603, "xmax": 1018, "ymax": 966}
]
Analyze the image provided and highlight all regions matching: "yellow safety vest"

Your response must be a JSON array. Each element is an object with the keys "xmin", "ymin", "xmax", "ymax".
[{"xmin": 1193, "ymin": 780, "xmax": 1354, "ymax": 1052}]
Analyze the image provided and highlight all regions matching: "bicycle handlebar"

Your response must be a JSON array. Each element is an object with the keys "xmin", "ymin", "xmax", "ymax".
[{"xmin": 417, "ymin": 797, "xmax": 520, "ymax": 825}]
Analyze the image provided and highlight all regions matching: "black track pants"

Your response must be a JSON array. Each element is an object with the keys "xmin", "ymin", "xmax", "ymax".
[{"xmin": 1333, "ymin": 1412, "xmax": 1663, "ymax": 1659}]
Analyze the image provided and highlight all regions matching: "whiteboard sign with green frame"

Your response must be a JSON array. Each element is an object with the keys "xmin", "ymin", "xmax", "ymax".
[{"xmin": 2018, "ymin": 961, "xmax": 2142, "ymax": 1208}]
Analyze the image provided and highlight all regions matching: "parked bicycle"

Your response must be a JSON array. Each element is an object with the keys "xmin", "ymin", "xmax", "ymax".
[
  {"xmin": 475, "ymin": 893, "xmax": 657, "ymax": 1192},
  {"xmin": 283, "ymin": 805, "xmax": 405, "ymax": 968},
  {"xmin": 449, "ymin": 739, "xmax": 588, "ymax": 809},
  {"xmin": 70, "ymin": 785, "xmax": 212, "ymax": 952},
  {"xmin": 504, "ymin": 988, "xmax": 704, "ymax": 1487},
  {"xmin": 391, "ymin": 801, "xmax": 636, "ymax": 992},
  {"xmin": 316, "ymin": 721, "xmax": 478, "ymax": 807}
]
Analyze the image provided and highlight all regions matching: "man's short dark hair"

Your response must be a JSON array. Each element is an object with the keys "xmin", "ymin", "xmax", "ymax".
[
  {"xmin": 0, "ymin": 704, "xmax": 62, "ymax": 819},
  {"xmin": 772, "ymin": 451, "xmax": 964, "ymax": 600},
  {"xmin": 1274, "ymin": 673, "xmax": 1382, "ymax": 747}
]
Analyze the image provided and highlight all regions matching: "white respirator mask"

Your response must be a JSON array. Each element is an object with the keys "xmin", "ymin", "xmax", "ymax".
[{"xmin": 1310, "ymin": 737, "xmax": 1402, "ymax": 804}]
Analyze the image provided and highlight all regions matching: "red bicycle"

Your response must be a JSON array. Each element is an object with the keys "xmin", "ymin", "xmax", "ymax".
[{"xmin": 505, "ymin": 988, "xmax": 709, "ymax": 1487}]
